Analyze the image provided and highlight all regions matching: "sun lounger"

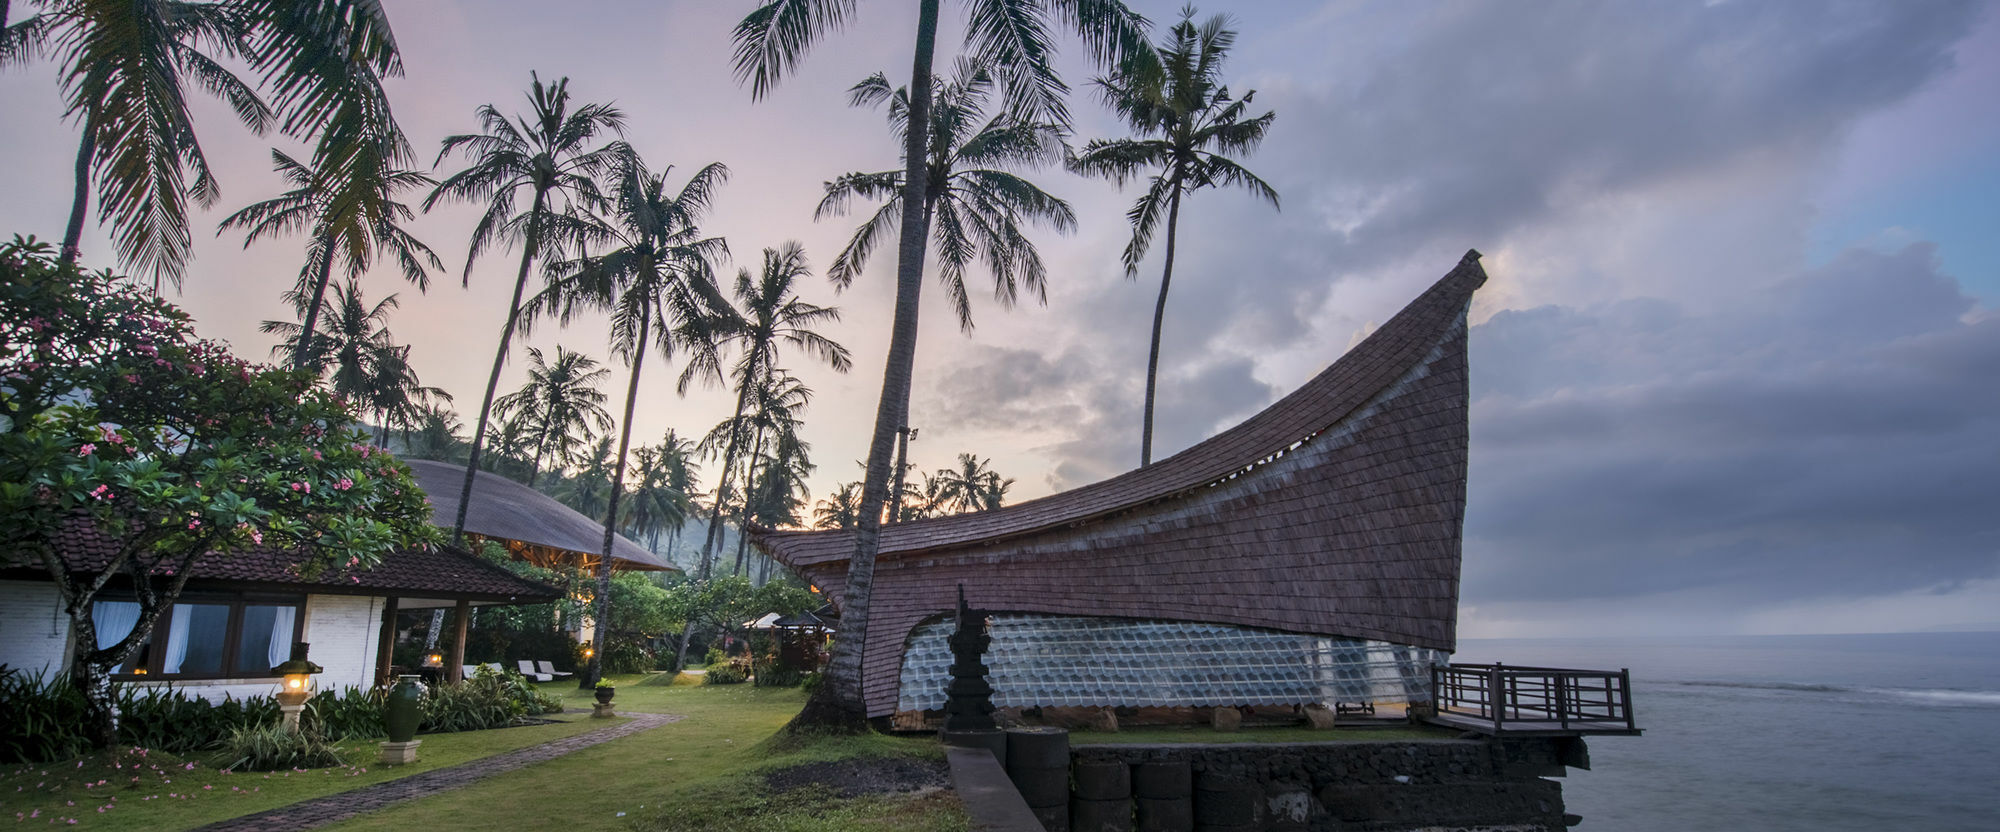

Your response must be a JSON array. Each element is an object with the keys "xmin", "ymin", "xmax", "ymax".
[
  {"xmin": 517, "ymin": 660, "xmax": 553, "ymax": 682},
  {"xmin": 537, "ymin": 660, "xmax": 574, "ymax": 679},
  {"xmin": 461, "ymin": 665, "xmax": 478, "ymax": 679}
]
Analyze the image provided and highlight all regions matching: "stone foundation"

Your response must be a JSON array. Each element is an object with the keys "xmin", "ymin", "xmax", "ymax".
[{"xmin": 1065, "ymin": 738, "xmax": 1580, "ymax": 832}]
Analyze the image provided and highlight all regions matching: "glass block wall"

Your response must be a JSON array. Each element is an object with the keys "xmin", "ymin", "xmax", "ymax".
[{"xmin": 897, "ymin": 614, "xmax": 1447, "ymax": 712}]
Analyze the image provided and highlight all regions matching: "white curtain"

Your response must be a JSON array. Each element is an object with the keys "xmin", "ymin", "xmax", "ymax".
[
  {"xmin": 91, "ymin": 601, "xmax": 141, "ymax": 650},
  {"xmin": 266, "ymin": 606, "xmax": 297, "ymax": 670},
  {"xmin": 162, "ymin": 605, "xmax": 191, "ymax": 674}
]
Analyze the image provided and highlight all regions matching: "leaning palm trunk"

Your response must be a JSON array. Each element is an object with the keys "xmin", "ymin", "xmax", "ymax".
[
  {"xmin": 674, "ymin": 376, "xmax": 754, "ymax": 672},
  {"xmin": 61, "ymin": 121, "xmax": 95, "ymax": 265},
  {"xmin": 453, "ymin": 194, "xmax": 547, "ymax": 544},
  {"xmin": 291, "ymin": 231, "xmax": 340, "ymax": 369},
  {"xmin": 732, "ymin": 421, "xmax": 768, "ymax": 575},
  {"xmin": 588, "ymin": 314, "xmax": 647, "ymax": 688},
  {"xmin": 1140, "ymin": 187, "xmax": 1182, "ymax": 467},
  {"xmin": 788, "ymin": 0, "xmax": 940, "ymax": 734}
]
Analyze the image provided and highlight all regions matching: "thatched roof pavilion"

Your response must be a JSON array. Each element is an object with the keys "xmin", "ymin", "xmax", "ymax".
[
  {"xmin": 406, "ymin": 459, "xmax": 677, "ymax": 574},
  {"xmin": 752, "ymin": 251, "xmax": 1487, "ymax": 719}
]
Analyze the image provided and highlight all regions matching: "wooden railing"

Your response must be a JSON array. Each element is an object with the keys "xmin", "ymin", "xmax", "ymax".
[{"xmin": 1431, "ymin": 663, "xmax": 1637, "ymax": 734}]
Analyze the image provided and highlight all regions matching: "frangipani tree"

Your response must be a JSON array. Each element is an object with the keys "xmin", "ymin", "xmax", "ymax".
[{"xmin": 0, "ymin": 238, "xmax": 441, "ymax": 749}]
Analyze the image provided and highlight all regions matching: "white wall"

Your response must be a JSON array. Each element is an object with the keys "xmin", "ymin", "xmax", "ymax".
[
  {"xmin": 0, "ymin": 581, "xmax": 384, "ymax": 703},
  {"xmin": 0, "ymin": 579, "xmax": 72, "ymax": 676}
]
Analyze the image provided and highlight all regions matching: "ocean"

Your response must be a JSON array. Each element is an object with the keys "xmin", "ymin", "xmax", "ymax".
[{"xmin": 1450, "ymin": 632, "xmax": 2000, "ymax": 831}]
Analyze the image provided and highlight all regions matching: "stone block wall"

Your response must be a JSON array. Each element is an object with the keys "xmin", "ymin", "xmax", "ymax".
[{"xmin": 1068, "ymin": 738, "xmax": 1575, "ymax": 832}]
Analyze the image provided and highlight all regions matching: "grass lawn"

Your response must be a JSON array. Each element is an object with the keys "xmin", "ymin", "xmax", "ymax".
[
  {"xmin": 0, "ymin": 713, "xmax": 611, "ymax": 830},
  {"xmin": 323, "ymin": 674, "xmax": 968, "ymax": 832}
]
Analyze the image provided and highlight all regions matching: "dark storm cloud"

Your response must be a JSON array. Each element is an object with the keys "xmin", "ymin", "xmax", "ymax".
[
  {"xmin": 1068, "ymin": 0, "xmax": 1983, "ymax": 373},
  {"xmin": 1464, "ymin": 245, "xmax": 2000, "ymax": 603}
]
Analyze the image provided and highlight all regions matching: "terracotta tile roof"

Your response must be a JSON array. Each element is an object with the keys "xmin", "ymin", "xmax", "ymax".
[
  {"xmin": 752, "ymin": 251, "xmax": 1487, "ymax": 717},
  {"xmin": 4, "ymin": 521, "xmax": 561, "ymax": 604},
  {"xmin": 405, "ymin": 459, "xmax": 676, "ymax": 572}
]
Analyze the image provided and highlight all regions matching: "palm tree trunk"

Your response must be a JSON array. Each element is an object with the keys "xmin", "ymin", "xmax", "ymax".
[
  {"xmin": 732, "ymin": 421, "xmax": 768, "ymax": 575},
  {"xmin": 61, "ymin": 122, "xmax": 95, "ymax": 267},
  {"xmin": 527, "ymin": 447, "xmax": 544, "ymax": 487},
  {"xmin": 695, "ymin": 371, "xmax": 756, "ymax": 579},
  {"xmin": 888, "ymin": 425, "xmax": 911, "ymax": 524},
  {"xmin": 453, "ymin": 191, "xmax": 548, "ymax": 545},
  {"xmin": 1140, "ymin": 187, "xmax": 1183, "ymax": 467},
  {"xmin": 789, "ymin": 0, "xmax": 940, "ymax": 734},
  {"xmin": 587, "ymin": 315, "xmax": 647, "ymax": 689},
  {"xmin": 292, "ymin": 232, "xmax": 340, "ymax": 370}
]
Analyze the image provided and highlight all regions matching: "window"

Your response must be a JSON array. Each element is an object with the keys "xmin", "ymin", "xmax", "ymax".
[{"xmin": 94, "ymin": 594, "xmax": 305, "ymax": 680}]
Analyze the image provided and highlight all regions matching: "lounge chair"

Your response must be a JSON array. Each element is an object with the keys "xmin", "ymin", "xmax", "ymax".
[
  {"xmin": 460, "ymin": 665, "xmax": 478, "ymax": 680},
  {"xmin": 517, "ymin": 660, "xmax": 553, "ymax": 682},
  {"xmin": 537, "ymin": 660, "xmax": 574, "ymax": 679}
]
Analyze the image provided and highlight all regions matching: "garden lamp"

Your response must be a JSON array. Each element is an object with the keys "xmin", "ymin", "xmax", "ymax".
[{"xmin": 272, "ymin": 642, "xmax": 324, "ymax": 731}]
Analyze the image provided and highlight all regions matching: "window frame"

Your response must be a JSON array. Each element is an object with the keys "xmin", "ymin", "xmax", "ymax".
[{"xmin": 101, "ymin": 592, "xmax": 307, "ymax": 682}]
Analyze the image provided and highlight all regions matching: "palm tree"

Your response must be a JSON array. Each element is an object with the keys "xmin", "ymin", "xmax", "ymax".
[
  {"xmin": 747, "ymin": 427, "xmax": 813, "ymax": 583},
  {"xmin": 365, "ymin": 346, "xmax": 453, "ymax": 446},
  {"xmin": 220, "ymin": 147, "xmax": 441, "ymax": 369},
  {"xmin": 731, "ymin": 372, "xmax": 814, "ymax": 574},
  {"xmin": 625, "ymin": 444, "xmax": 690, "ymax": 553},
  {"xmin": 656, "ymin": 430, "xmax": 702, "ymax": 552},
  {"xmin": 494, "ymin": 346, "xmax": 614, "ymax": 487},
  {"xmin": 814, "ymin": 482, "xmax": 862, "ymax": 530},
  {"xmin": 733, "ymin": 0, "xmax": 1149, "ymax": 729},
  {"xmin": 1070, "ymin": 8, "xmax": 1277, "ymax": 466},
  {"xmin": 406, "ymin": 403, "xmax": 466, "ymax": 462},
  {"xmin": 4, "ymin": 0, "xmax": 407, "ymax": 287},
  {"xmin": 934, "ymin": 452, "xmax": 1009, "ymax": 514},
  {"xmin": 426, "ymin": 73, "xmax": 627, "ymax": 546},
  {"xmin": 531, "ymin": 150, "xmax": 730, "ymax": 688},
  {"xmin": 819, "ymin": 58, "xmax": 1075, "ymax": 331},
  {"xmin": 692, "ymin": 243, "xmax": 851, "ymax": 583},
  {"xmin": 258, "ymin": 279, "xmax": 447, "ymax": 440},
  {"xmin": 552, "ymin": 436, "xmax": 617, "ymax": 520}
]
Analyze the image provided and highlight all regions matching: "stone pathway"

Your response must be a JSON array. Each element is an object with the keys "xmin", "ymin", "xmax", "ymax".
[{"xmin": 196, "ymin": 711, "xmax": 682, "ymax": 831}]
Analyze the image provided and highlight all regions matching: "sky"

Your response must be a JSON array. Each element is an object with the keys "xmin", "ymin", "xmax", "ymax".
[{"xmin": 3, "ymin": 1, "xmax": 1996, "ymax": 639}]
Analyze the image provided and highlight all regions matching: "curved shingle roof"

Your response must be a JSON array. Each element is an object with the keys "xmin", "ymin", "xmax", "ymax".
[
  {"xmin": 753, "ymin": 251, "xmax": 1487, "ymax": 717},
  {"xmin": 406, "ymin": 459, "xmax": 675, "ymax": 572}
]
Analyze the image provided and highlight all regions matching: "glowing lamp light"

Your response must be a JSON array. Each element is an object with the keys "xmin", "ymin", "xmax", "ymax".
[
  {"xmin": 582, "ymin": 647, "xmax": 595, "ymax": 661},
  {"xmin": 422, "ymin": 652, "xmax": 443, "ymax": 668},
  {"xmin": 271, "ymin": 642, "xmax": 324, "ymax": 709}
]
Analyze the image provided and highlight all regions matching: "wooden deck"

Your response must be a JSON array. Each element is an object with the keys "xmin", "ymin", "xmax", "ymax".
[
  {"xmin": 1426, "ymin": 663, "xmax": 1642, "ymax": 737},
  {"xmin": 1423, "ymin": 710, "xmax": 1642, "ymax": 737}
]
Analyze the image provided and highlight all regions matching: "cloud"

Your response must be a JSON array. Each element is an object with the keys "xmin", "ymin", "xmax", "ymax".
[{"xmin": 1464, "ymin": 245, "xmax": 2000, "ymax": 606}]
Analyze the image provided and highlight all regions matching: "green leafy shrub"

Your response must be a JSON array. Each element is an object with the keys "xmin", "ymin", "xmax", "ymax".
[
  {"xmin": 754, "ymin": 667, "xmax": 804, "ymax": 688},
  {"xmin": 704, "ymin": 661, "xmax": 749, "ymax": 685},
  {"xmin": 603, "ymin": 636, "xmax": 655, "ymax": 675},
  {"xmin": 799, "ymin": 671, "xmax": 824, "ymax": 695},
  {"xmin": 213, "ymin": 723, "xmax": 344, "ymax": 772},
  {"xmin": 306, "ymin": 687, "xmax": 388, "ymax": 741},
  {"xmin": 703, "ymin": 647, "xmax": 727, "ymax": 667},
  {"xmin": 0, "ymin": 666, "xmax": 280, "ymax": 763}
]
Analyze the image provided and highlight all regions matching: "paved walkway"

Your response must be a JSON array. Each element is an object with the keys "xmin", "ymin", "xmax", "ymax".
[{"xmin": 196, "ymin": 711, "xmax": 682, "ymax": 831}]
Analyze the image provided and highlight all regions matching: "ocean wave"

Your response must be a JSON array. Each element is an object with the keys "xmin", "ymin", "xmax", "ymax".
[{"xmin": 1672, "ymin": 680, "xmax": 2000, "ymax": 707}]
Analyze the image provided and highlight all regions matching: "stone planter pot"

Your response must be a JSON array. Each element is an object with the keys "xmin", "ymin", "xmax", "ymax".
[
  {"xmin": 385, "ymin": 675, "xmax": 423, "ymax": 743},
  {"xmin": 595, "ymin": 686, "xmax": 615, "ymax": 705}
]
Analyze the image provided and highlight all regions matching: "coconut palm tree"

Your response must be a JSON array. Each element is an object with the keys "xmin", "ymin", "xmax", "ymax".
[
  {"xmin": 1070, "ymin": 8, "xmax": 1277, "ymax": 466},
  {"xmin": 733, "ymin": 0, "xmax": 1149, "ymax": 728},
  {"xmin": 819, "ymin": 58, "xmax": 1075, "ymax": 331},
  {"xmin": 4, "ymin": 0, "xmax": 408, "ymax": 287},
  {"xmin": 814, "ymin": 482, "xmax": 862, "ymax": 530},
  {"xmin": 530, "ymin": 149, "xmax": 730, "ymax": 687},
  {"xmin": 656, "ymin": 430, "xmax": 702, "ymax": 552},
  {"xmin": 731, "ymin": 372, "xmax": 814, "ymax": 575},
  {"xmin": 934, "ymin": 452, "xmax": 1009, "ymax": 514},
  {"xmin": 366, "ymin": 345, "xmax": 453, "ymax": 446},
  {"xmin": 747, "ymin": 427, "xmax": 813, "ymax": 583},
  {"xmin": 426, "ymin": 73, "xmax": 628, "ymax": 546},
  {"xmin": 552, "ymin": 436, "xmax": 617, "ymax": 520},
  {"xmin": 493, "ymin": 346, "xmax": 614, "ymax": 487},
  {"xmin": 625, "ymin": 444, "xmax": 690, "ymax": 553},
  {"xmin": 692, "ymin": 243, "xmax": 851, "ymax": 583},
  {"xmin": 220, "ymin": 146, "xmax": 441, "ymax": 369},
  {"xmin": 406, "ymin": 403, "xmax": 466, "ymax": 462}
]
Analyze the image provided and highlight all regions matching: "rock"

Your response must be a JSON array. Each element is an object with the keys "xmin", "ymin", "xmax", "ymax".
[
  {"xmin": 1212, "ymin": 707, "xmax": 1242, "ymax": 732},
  {"xmin": 1302, "ymin": 704, "xmax": 1336, "ymax": 729}
]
